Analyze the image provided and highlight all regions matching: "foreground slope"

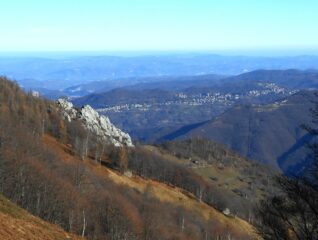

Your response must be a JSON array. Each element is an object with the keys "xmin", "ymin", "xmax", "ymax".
[
  {"xmin": 45, "ymin": 134, "xmax": 258, "ymax": 239},
  {"xmin": 0, "ymin": 195, "xmax": 81, "ymax": 240}
]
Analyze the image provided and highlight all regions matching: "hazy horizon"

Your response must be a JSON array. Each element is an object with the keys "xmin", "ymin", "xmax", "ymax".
[
  {"xmin": 1, "ymin": 49, "xmax": 318, "ymax": 58},
  {"xmin": 1, "ymin": 0, "xmax": 318, "ymax": 52}
]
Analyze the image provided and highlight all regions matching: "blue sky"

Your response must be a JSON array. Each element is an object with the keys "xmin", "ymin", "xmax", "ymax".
[{"xmin": 0, "ymin": 0, "xmax": 317, "ymax": 53}]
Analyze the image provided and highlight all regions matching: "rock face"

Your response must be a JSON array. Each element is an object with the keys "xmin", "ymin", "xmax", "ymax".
[
  {"xmin": 222, "ymin": 208, "xmax": 231, "ymax": 216},
  {"xmin": 56, "ymin": 99, "xmax": 134, "ymax": 147}
]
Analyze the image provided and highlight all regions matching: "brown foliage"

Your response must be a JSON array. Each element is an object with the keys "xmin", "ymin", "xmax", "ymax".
[{"xmin": 0, "ymin": 77, "xmax": 254, "ymax": 240}]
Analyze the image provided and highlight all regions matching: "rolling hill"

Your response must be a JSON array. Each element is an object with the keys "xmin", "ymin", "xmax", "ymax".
[
  {"xmin": 165, "ymin": 90, "xmax": 316, "ymax": 174},
  {"xmin": 73, "ymin": 70, "xmax": 307, "ymax": 142},
  {"xmin": 62, "ymin": 74, "xmax": 225, "ymax": 98},
  {"xmin": 222, "ymin": 69, "xmax": 318, "ymax": 90}
]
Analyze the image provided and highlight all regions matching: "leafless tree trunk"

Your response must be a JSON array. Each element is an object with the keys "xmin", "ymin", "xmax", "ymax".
[{"xmin": 82, "ymin": 209, "xmax": 87, "ymax": 237}]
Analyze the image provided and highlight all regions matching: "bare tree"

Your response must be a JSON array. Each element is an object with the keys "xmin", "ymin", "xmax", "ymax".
[{"xmin": 256, "ymin": 95, "xmax": 318, "ymax": 240}]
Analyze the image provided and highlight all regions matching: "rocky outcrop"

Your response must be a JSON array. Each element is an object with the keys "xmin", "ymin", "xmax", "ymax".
[{"xmin": 56, "ymin": 99, "xmax": 134, "ymax": 147}]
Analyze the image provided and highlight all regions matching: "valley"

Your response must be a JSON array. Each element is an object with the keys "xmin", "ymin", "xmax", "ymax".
[
  {"xmin": 96, "ymin": 82, "xmax": 291, "ymax": 113},
  {"xmin": 1, "ymin": 65, "xmax": 318, "ymax": 239},
  {"xmin": 73, "ymin": 72, "xmax": 300, "ymax": 142},
  {"xmin": 167, "ymin": 91, "xmax": 315, "ymax": 174},
  {"xmin": 1, "ymin": 1, "xmax": 318, "ymax": 238},
  {"xmin": 69, "ymin": 70, "xmax": 318, "ymax": 176}
]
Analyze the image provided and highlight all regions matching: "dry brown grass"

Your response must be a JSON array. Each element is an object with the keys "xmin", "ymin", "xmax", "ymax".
[
  {"xmin": 0, "ymin": 195, "xmax": 82, "ymax": 240},
  {"xmin": 104, "ymin": 166, "xmax": 258, "ymax": 238},
  {"xmin": 43, "ymin": 135, "xmax": 260, "ymax": 239}
]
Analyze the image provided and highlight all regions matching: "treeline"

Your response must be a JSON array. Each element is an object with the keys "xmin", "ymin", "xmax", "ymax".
[
  {"xmin": 0, "ymin": 77, "xmax": 252, "ymax": 239},
  {"xmin": 160, "ymin": 138, "xmax": 236, "ymax": 165},
  {"xmin": 158, "ymin": 138, "xmax": 276, "ymax": 215},
  {"xmin": 125, "ymin": 146, "xmax": 252, "ymax": 219}
]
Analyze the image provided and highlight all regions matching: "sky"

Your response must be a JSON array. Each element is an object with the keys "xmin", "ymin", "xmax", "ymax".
[{"xmin": 0, "ymin": 0, "xmax": 318, "ymax": 54}]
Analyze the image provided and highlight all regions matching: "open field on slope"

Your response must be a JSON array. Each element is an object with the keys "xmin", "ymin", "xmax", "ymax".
[
  {"xmin": 0, "ymin": 195, "xmax": 82, "ymax": 240},
  {"xmin": 44, "ymin": 135, "xmax": 259, "ymax": 239}
]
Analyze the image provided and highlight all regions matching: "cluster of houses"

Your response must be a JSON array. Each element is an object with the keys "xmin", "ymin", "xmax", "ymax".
[{"xmin": 96, "ymin": 82, "xmax": 295, "ymax": 113}]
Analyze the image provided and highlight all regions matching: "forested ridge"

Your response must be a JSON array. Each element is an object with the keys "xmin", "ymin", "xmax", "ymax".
[
  {"xmin": 0, "ymin": 77, "xmax": 256, "ymax": 239},
  {"xmin": 1, "ymin": 74, "xmax": 318, "ymax": 240}
]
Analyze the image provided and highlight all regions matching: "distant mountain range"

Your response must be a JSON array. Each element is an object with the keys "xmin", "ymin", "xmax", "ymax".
[
  {"xmin": 26, "ymin": 69, "xmax": 318, "ymax": 100},
  {"xmin": 2, "ymin": 54, "xmax": 318, "ymax": 92}
]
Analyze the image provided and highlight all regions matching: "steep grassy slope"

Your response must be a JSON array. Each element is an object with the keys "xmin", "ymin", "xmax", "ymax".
[
  {"xmin": 0, "ymin": 195, "xmax": 82, "ymax": 240},
  {"xmin": 44, "ymin": 135, "xmax": 259, "ymax": 239},
  {"xmin": 158, "ymin": 139, "xmax": 277, "ymax": 202}
]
